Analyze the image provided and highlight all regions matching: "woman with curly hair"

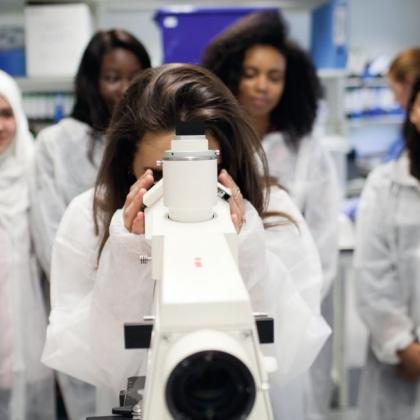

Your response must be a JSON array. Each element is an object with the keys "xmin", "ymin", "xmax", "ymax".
[
  {"xmin": 203, "ymin": 10, "xmax": 340, "ymax": 420},
  {"xmin": 354, "ymin": 77, "xmax": 420, "ymax": 420}
]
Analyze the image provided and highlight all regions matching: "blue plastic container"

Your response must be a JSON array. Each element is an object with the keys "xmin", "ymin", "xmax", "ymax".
[
  {"xmin": 0, "ymin": 48, "xmax": 26, "ymax": 76},
  {"xmin": 154, "ymin": 7, "xmax": 276, "ymax": 65},
  {"xmin": 310, "ymin": 0, "xmax": 348, "ymax": 69}
]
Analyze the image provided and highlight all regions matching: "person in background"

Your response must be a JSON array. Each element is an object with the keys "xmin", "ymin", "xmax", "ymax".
[
  {"xmin": 385, "ymin": 47, "xmax": 420, "ymax": 162},
  {"xmin": 202, "ymin": 10, "xmax": 339, "ymax": 420},
  {"xmin": 354, "ymin": 77, "xmax": 420, "ymax": 420},
  {"xmin": 31, "ymin": 29, "xmax": 151, "ymax": 279},
  {"xmin": 342, "ymin": 48, "xmax": 420, "ymax": 223},
  {"xmin": 30, "ymin": 29, "xmax": 151, "ymax": 420},
  {"xmin": 41, "ymin": 63, "xmax": 330, "ymax": 419},
  {"xmin": 0, "ymin": 70, "xmax": 54, "ymax": 420}
]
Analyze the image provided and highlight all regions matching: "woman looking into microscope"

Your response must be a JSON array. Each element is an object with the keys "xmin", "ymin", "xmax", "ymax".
[{"xmin": 42, "ymin": 64, "xmax": 330, "ymax": 417}]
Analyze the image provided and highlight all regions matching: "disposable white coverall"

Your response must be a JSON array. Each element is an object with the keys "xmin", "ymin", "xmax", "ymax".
[
  {"xmin": 355, "ymin": 154, "xmax": 420, "ymax": 420},
  {"xmin": 262, "ymin": 132, "xmax": 339, "ymax": 297},
  {"xmin": 42, "ymin": 185, "xmax": 330, "ymax": 419},
  {"xmin": 262, "ymin": 132, "xmax": 340, "ymax": 420},
  {"xmin": 31, "ymin": 117, "xmax": 105, "ymax": 277},
  {"xmin": 0, "ymin": 70, "xmax": 54, "ymax": 420},
  {"xmin": 30, "ymin": 117, "xmax": 104, "ymax": 420}
]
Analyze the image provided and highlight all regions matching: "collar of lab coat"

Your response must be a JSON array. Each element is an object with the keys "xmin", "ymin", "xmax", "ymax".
[{"xmin": 392, "ymin": 152, "xmax": 420, "ymax": 189}]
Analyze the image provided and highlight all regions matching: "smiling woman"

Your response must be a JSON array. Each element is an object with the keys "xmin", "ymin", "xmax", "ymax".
[
  {"xmin": 0, "ymin": 96, "xmax": 16, "ymax": 154},
  {"xmin": 0, "ymin": 69, "xmax": 54, "ymax": 420}
]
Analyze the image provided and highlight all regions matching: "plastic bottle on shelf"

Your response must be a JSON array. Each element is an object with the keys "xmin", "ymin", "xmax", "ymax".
[{"xmin": 53, "ymin": 94, "xmax": 64, "ymax": 123}]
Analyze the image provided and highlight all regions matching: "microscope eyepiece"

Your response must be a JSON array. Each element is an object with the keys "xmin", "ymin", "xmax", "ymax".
[{"xmin": 175, "ymin": 121, "xmax": 206, "ymax": 136}]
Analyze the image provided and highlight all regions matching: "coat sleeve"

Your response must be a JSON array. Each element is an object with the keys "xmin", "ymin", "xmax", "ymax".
[
  {"xmin": 87, "ymin": 209, "xmax": 155, "ymax": 392},
  {"xmin": 354, "ymin": 168, "xmax": 414, "ymax": 364},
  {"xmin": 238, "ymin": 188, "xmax": 330, "ymax": 385},
  {"xmin": 41, "ymin": 190, "xmax": 152, "ymax": 392},
  {"xmin": 300, "ymin": 139, "xmax": 340, "ymax": 298},
  {"xmin": 30, "ymin": 128, "xmax": 68, "ymax": 278}
]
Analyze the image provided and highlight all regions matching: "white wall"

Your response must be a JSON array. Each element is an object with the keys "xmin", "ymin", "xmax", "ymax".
[
  {"xmin": 283, "ymin": 9, "xmax": 311, "ymax": 50},
  {"xmin": 0, "ymin": 12, "xmax": 24, "ymax": 26},
  {"xmin": 349, "ymin": 0, "xmax": 420, "ymax": 61},
  {"xmin": 100, "ymin": 9, "xmax": 162, "ymax": 66}
]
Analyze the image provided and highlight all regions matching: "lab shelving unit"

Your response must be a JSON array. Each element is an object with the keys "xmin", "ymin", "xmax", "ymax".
[{"xmin": 15, "ymin": 77, "xmax": 74, "ymax": 134}]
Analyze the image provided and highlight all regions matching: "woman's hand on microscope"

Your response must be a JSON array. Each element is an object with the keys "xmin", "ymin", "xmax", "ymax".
[
  {"xmin": 218, "ymin": 169, "xmax": 246, "ymax": 233},
  {"xmin": 396, "ymin": 342, "xmax": 420, "ymax": 381},
  {"xmin": 123, "ymin": 169, "xmax": 155, "ymax": 234}
]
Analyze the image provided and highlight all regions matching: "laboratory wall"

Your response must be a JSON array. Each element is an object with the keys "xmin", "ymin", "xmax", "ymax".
[{"xmin": 349, "ymin": 0, "xmax": 420, "ymax": 59}]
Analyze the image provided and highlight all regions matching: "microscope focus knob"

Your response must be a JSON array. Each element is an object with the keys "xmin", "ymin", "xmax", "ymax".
[{"xmin": 139, "ymin": 256, "xmax": 152, "ymax": 264}]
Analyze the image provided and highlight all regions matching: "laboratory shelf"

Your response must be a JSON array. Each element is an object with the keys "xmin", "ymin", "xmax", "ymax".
[
  {"xmin": 15, "ymin": 77, "xmax": 73, "ymax": 93},
  {"xmin": 347, "ymin": 114, "xmax": 404, "ymax": 128}
]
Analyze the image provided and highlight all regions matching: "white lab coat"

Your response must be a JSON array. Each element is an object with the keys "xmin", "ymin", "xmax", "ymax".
[
  {"xmin": 0, "ymin": 70, "xmax": 54, "ymax": 420},
  {"xmin": 354, "ymin": 153, "xmax": 420, "ymax": 420},
  {"xmin": 30, "ymin": 117, "xmax": 104, "ymax": 420},
  {"xmin": 30, "ymin": 117, "xmax": 105, "ymax": 278},
  {"xmin": 42, "ymin": 185, "xmax": 330, "ymax": 419},
  {"xmin": 262, "ymin": 132, "xmax": 340, "ymax": 420},
  {"xmin": 262, "ymin": 132, "xmax": 339, "ymax": 298}
]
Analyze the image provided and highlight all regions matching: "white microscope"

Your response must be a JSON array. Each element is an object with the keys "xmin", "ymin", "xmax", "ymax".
[{"xmin": 105, "ymin": 122, "xmax": 276, "ymax": 420}]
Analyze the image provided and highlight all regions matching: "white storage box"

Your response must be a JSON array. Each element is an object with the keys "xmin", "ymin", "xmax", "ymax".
[{"xmin": 24, "ymin": 3, "xmax": 93, "ymax": 77}]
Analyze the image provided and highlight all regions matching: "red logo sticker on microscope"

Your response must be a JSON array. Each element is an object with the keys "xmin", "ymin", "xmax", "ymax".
[{"xmin": 194, "ymin": 257, "xmax": 203, "ymax": 268}]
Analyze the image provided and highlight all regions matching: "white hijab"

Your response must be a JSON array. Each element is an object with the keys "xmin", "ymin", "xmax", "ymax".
[{"xmin": 0, "ymin": 70, "xmax": 34, "ymax": 226}]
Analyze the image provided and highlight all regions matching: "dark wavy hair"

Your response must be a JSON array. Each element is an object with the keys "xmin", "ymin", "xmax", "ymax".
[
  {"xmin": 93, "ymin": 64, "xmax": 276, "ymax": 259},
  {"xmin": 202, "ymin": 10, "xmax": 322, "ymax": 147},
  {"xmin": 72, "ymin": 29, "xmax": 151, "ymax": 131},
  {"xmin": 71, "ymin": 29, "xmax": 151, "ymax": 160},
  {"xmin": 403, "ymin": 77, "xmax": 420, "ymax": 181}
]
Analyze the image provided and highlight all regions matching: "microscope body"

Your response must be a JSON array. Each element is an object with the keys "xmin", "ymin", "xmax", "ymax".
[{"xmin": 139, "ymin": 125, "xmax": 275, "ymax": 420}]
